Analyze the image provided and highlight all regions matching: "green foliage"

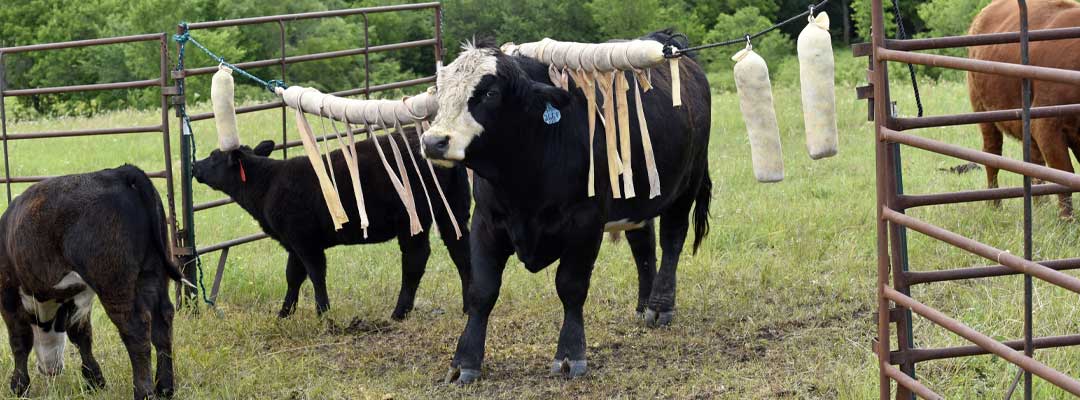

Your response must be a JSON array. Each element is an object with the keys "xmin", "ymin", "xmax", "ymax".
[
  {"xmin": 850, "ymin": 0, "xmax": 924, "ymax": 42},
  {"xmin": 442, "ymin": 0, "xmax": 597, "ymax": 56},
  {"xmin": 587, "ymin": 0, "xmax": 665, "ymax": 39},
  {"xmin": 913, "ymin": 0, "xmax": 991, "ymax": 81},
  {"xmin": 1, "ymin": 0, "xmax": 963, "ymax": 116}
]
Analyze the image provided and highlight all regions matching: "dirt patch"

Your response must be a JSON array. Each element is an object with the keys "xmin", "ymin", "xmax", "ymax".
[{"xmin": 324, "ymin": 317, "xmax": 396, "ymax": 336}]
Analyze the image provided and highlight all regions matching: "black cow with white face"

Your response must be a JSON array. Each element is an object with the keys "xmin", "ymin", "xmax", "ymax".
[{"xmin": 422, "ymin": 30, "xmax": 712, "ymax": 384}]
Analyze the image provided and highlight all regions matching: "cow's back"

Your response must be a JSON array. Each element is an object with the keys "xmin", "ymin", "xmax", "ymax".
[{"xmin": 968, "ymin": 0, "xmax": 1080, "ymax": 136}]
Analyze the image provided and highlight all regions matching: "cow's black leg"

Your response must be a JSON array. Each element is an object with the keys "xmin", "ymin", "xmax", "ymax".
[
  {"xmin": 297, "ymin": 249, "xmax": 330, "ymax": 315},
  {"xmin": 392, "ymin": 233, "xmax": 431, "ymax": 320},
  {"xmin": 646, "ymin": 201, "xmax": 693, "ymax": 327},
  {"xmin": 550, "ymin": 249, "xmax": 597, "ymax": 379},
  {"xmin": 446, "ymin": 221, "xmax": 511, "ymax": 385},
  {"xmin": 440, "ymin": 230, "xmax": 471, "ymax": 315},
  {"xmin": 151, "ymin": 288, "xmax": 176, "ymax": 398},
  {"xmin": 1, "ymin": 298, "xmax": 32, "ymax": 396},
  {"xmin": 625, "ymin": 220, "xmax": 656, "ymax": 319},
  {"xmin": 101, "ymin": 299, "xmax": 154, "ymax": 400},
  {"xmin": 278, "ymin": 252, "xmax": 308, "ymax": 318},
  {"xmin": 434, "ymin": 167, "xmax": 473, "ymax": 315},
  {"xmin": 67, "ymin": 316, "xmax": 106, "ymax": 390}
]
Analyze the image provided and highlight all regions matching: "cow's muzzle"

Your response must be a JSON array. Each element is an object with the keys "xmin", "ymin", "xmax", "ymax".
[
  {"xmin": 421, "ymin": 133, "xmax": 451, "ymax": 160},
  {"xmin": 421, "ymin": 132, "xmax": 455, "ymax": 167}
]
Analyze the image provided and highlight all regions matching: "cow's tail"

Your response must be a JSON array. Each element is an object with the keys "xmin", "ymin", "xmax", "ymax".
[
  {"xmin": 124, "ymin": 165, "xmax": 189, "ymax": 285},
  {"xmin": 691, "ymin": 175, "xmax": 711, "ymax": 255}
]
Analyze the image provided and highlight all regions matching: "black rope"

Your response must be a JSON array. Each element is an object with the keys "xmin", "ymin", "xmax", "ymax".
[
  {"xmin": 891, "ymin": 0, "xmax": 924, "ymax": 117},
  {"xmin": 665, "ymin": 0, "xmax": 830, "ymax": 57}
]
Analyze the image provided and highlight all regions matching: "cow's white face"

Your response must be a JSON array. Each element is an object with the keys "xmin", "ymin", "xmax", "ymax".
[
  {"xmin": 31, "ymin": 325, "xmax": 66, "ymax": 376},
  {"xmin": 421, "ymin": 44, "xmax": 498, "ymax": 165}
]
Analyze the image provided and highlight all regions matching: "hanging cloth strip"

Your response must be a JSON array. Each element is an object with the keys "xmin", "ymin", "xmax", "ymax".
[
  {"xmin": 294, "ymin": 93, "xmax": 350, "ymax": 229},
  {"xmin": 568, "ymin": 69, "xmax": 598, "ymax": 198},
  {"xmin": 329, "ymin": 106, "xmax": 370, "ymax": 238},
  {"xmin": 275, "ymin": 86, "xmax": 463, "ymax": 237},
  {"xmin": 413, "ymin": 121, "xmax": 463, "ymax": 239},
  {"xmin": 506, "ymin": 39, "xmax": 671, "ymax": 199},
  {"xmin": 633, "ymin": 71, "xmax": 661, "ymax": 199},
  {"xmin": 595, "ymin": 71, "xmax": 624, "ymax": 199}
]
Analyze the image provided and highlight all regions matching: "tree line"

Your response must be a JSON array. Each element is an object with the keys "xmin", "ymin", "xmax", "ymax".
[{"xmin": 0, "ymin": 0, "xmax": 990, "ymax": 117}]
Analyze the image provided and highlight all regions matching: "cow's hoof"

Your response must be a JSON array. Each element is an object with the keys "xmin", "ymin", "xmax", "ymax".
[
  {"xmin": 9, "ymin": 372, "xmax": 29, "ymax": 397},
  {"xmin": 643, "ymin": 308, "xmax": 674, "ymax": 328},
  {"xmin": 82, "ymin": 365, "xmax": 106, "ymax": 390},
  {"xmin": 155, "ymin": 385, "xmax": 174, "ymax": 398},
  {"xmin": 277, "ymin": 309, "xmax": 293, "ymax": 319},
  {"xmin": 390, "ymin": 311, "xmax": 409, "ymax": 321},
  {"xmin": 551, "ymin": 358, "xmax": 588, "ymax": 379},
  {"xmin": 444, "ymin": 367, "xmax": 481, "ymax": 385}
]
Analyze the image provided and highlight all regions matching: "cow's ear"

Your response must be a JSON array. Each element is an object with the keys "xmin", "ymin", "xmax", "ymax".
[
  {"xmin": 253, "ymin": 140, "xmax": 276, "ymax": 157},
  {"xmin": 227, "ymin": 149, "xmax": 243, "ymax": 166},
  {"xmin": 529, "ymin": 81, "xmax": 571, "ymax": 113}
]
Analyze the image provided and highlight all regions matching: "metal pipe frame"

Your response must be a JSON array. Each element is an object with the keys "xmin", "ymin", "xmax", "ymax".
[
  {"xmin": 183, "ymin": 3, "xmax": 440, "ymax": 30},
  {"xmin": 893, "ymin": 334, "xmax": 1080, "ymax": 365},
  {"xmin": 885, "ymin": 288, "xmax": 1080, "ymax": 396},
  {"xmin": 877, "ymin": 47, "xmax": 1080, "ymax": 86},
  {"xmin": 0, "ymin": 36, "xmax": 179, "ymax": 264},
  {"xmin": 178, "ymin": 39, "xmax": 435, "ymax": 78},
  {"xmin": 898, "ymin": 183, "xmax": 1073, "ymax": 209},
  {"xmin": 867, "ymin": 0, "xmax": 1080, "ymax": 397},
  {"xmin": 881, "ymin": 128, "xmax": 1080, "ymax": 190},
  {"xmin": 3, "ymin": 125, "xmax": 163, "ymax": 141},
  {"xmin": 904, "ymin": 257, "xmax": 1080, "ymax": 285},
  {"xmin": 0, "ymin": 33, "xmax": 164, "ymax": 54},
  {"xmin": 0, "ymin": 169, "xmax": 168, "ymax": 184},
  {"xmin": 882, "ymin": 208, "xmax": 1080, "ymax": 294},
  {"xmin": 894, "ymin": 103, "xmax": 1080, "ymax": 131},
  {"xmin": 886, "ymin": 26, "xmax": 1080, "ymax": 52}
]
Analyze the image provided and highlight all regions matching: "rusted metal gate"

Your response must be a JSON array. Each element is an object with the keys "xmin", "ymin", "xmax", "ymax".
[
  {"xmin": 0, "ymin": 2, "xmax": 444, "ymax": 305},
  {"xmin": 173, "ymin": 3, "xmax": 444, "ymax": 303},
  {"xmin": 856, "ymin": 0, "xmax": 1080, "ymax": 398},
  {"xmin": 0, "ymin": 34, "xmax": 181, "ymax": 257}
]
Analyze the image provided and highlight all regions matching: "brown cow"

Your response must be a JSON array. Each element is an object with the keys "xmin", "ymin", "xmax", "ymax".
[{"xmin": 968, "ymin": 0, "xmax": 1080, "ymax": 218}]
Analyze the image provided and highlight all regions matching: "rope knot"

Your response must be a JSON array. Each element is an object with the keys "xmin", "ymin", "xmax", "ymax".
[
  {"xmin": 173, "ymin": 22, "xmax": 191, "ymax": 44},
  {"xmin": 266, "ymin": 79, "xmax": 287, "ymax": 94}
]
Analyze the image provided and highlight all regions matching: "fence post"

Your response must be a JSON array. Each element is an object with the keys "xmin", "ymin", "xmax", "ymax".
[{"xmin": 174, "ymin": 23, "xmax": 199, "ymax": 304}]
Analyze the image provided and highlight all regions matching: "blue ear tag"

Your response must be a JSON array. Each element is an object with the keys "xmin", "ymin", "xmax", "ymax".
[{"xmin": 543, "ymin": 102, "xmax": 562, "ymax": 125}]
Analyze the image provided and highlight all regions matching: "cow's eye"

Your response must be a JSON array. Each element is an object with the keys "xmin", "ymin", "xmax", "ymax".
[{"xmin": 485, "ymin": 90, "xmax": 499, "ymax": 98}]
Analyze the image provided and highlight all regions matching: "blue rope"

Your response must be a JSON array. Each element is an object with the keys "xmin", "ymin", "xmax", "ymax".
[{"xmin": 174, "ymin": 23, "xmax": 287, "ymax": 94}]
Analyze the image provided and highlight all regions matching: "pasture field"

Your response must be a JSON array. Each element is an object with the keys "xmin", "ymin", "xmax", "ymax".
[{"xmin": 2, "ymin": 79, "xmax": 1080, "ymax": 399}]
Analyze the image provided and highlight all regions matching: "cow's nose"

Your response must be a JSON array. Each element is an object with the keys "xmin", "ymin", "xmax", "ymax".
[{"xmin": 422, "ymin": 134, "xmax": 450, "ymax": 158}]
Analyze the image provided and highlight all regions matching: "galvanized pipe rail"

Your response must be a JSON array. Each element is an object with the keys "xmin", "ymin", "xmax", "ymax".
[
  {"xmin": 0, "ymin": 33, "xmax": 180, "ymax": 260},
  {"xmin": 172, "ymin": 3, "xmax": 444, "ymax": 304},
  {"xmin": 862, "ymin": 0, "xmax": 1080, "ymax": 398}
]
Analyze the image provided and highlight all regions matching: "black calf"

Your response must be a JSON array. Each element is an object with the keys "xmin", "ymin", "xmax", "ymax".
[{"xmin": 193, "ymin": 128, "xmax": 472, "ymax": 320}]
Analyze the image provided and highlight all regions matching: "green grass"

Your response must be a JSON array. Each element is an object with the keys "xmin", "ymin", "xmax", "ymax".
[{"xmin": 2, "ymin": 78, "xmax": 1080, "ymax": 399}]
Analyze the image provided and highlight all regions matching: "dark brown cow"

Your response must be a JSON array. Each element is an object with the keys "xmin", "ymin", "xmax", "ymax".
[
  {"xmin": 0, "ymin": 165, "xmax": 185, "ymax": 399},
  {"xmin": 968, "ymin": 0, "xmax": 1080, "ymax": 217}
]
